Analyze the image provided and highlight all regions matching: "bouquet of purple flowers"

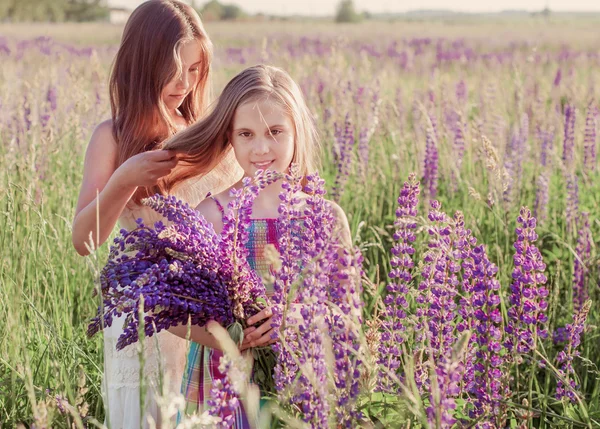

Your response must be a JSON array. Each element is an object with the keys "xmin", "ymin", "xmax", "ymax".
[{"xmin": 88, "ymin": 171, "xmax": 281, "ymax": 388}]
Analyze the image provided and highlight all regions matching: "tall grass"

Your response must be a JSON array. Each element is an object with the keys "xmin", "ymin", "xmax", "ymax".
[{"xmin": 1, "ymin": 20, "xmax": 599, "ymax": 427}]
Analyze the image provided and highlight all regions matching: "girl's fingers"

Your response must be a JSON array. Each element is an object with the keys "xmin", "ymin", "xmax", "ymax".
[
  {"xmin": 244, "ymin": 320, "xmax": 272, "ymax": 342},
  {"xmin": 243, "ymin": 326, "xmax": 256, "ymax": 336},
  {"xmin": 247, "ymin": 307, "xmax": 272, "ymax": 326},
  {"xmin": 241, "ymin": 329, "xmax": 275, "ymax": 350},
  {"xmin": 149, "ymin": 149, "xmax": 177, "ymax": 161},
  {"xmin": 254, "ymin": 329, "xmax": 274, "ymax": 346}
]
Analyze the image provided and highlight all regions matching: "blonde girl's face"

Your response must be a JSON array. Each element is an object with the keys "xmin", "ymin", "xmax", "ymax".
[
  {"xmin": 230, "ymin": 98, "xmax": 295, "ymax": 177},
  {"xmin": 161, "ymin": 39, "xmax": 203, "ymax": 112}
]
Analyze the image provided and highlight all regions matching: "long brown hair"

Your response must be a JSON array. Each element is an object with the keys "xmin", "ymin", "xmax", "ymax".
[
  {"xmin": 165, "ymin": 65, "xmax": 320, "ymax": 187},
  {"xmin": 110, "ymin": 0, "xmax": 212, "ymax": 203}
]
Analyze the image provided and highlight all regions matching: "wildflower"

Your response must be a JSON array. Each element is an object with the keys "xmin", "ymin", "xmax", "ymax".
[
  {"xmin": 573, "ymin": 213, "xmax": 592, "ymax": 311},
  {"xmin": 556, "ymin": 301, "xmax": 591, "ymax": 402},
  {"xmin": 378, "ymin": 173, "xmax": 420, "ymax": 392},
  {"xmin": 505, "ymin": 207, "xmax": 549, "ymax": 355}
]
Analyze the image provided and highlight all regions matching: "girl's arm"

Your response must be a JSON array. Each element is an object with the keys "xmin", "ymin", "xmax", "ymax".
[
  {"xmin": 72, "ymin": 120, "xmax": 178, "ymax": 256},
  {"xmin": 168, "ymin": 323, "xmax": 225, "ymax": 350}
]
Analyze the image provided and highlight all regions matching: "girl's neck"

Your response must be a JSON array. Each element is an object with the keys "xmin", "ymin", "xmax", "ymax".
[
  {"xmin": 233, "ymin": 178, "xmax": 286, "ymax": 219},
  {"xmin": 169, "ymin": 109, "xmax": 187, "ymax": 129}
]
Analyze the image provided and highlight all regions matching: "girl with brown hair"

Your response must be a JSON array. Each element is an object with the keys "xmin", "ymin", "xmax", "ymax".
[
  {"xmin": 165, "ymin": 64, "xmax": 352, "ymax": 426},
  {"xmin": 71, "ymin": 1, "xmax": 240, "ymax": 427}
]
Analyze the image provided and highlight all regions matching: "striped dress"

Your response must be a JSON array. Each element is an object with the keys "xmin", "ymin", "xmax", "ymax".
[{"xmin": 179, "ymin": 196, "xmax": 281, "ymax": 426}]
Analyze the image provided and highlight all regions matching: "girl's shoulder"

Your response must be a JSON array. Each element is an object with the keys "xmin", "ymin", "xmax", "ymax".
[
  {"xmin": 194, "ymin": 188, "xmax": 233, "ymax": 231},
  {"xmin": 323, "ymin": 198, "xmax": 352, "ymax": 246},
  {"xmin": 88, "ymin": 119, "xmax": 117, "ymax": 153}
]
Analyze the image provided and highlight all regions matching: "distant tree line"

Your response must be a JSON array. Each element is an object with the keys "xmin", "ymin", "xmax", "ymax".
[
  {"xmin": 0, "ymin": 0, "xmax": 108, "ymax": 22},
  {"xmin": 0, "ymin": 0, "xmax": 364, "ymax": 23},
  {"xmin": 194, "ymin": 0, "xmax": 245, "ymax": 21}
]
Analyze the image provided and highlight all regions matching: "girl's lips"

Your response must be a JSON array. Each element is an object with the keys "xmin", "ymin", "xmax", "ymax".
[{"xmin": 252, "ymin": 160, "xmax": 274, "ymax": 169}]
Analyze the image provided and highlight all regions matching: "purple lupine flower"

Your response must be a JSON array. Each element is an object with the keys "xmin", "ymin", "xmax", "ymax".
[
  {"xmin": 423, "ymin": 121, "xmax": 439, "ymax": 200},
  {"xmin": 23, "ymin": 97, "xmax": 32, "ymax": 131},
  {"xmin": 88, "ymin": 171, "xmax": 277, "ymax": 354},
  {"xmin": 456, "ymin": 79, "xmax": 467, "ymax": 105},
  {"xmin": 88, "ymin": 200, "xmax": 235, "ymax": 350},
  {"xmin": 426, "ymin": 356, "xmax": 461, "ymax": 429},
  {"xmin": 425, "ymin": 201, "xmax": 459, "ymax": 360},
  {"xmin": 562, "ymin": 103, "xmax": 576, "ymax": 168},
  {"xmin": 565, "ymin": 173, "xmax": 579, "ymax": 234},
  {"xmin": 502, "ymin": 131, "xmax": 518, "ymax": 206},
  {"xmin": 538, "ymin": 127, "xmax": 554, "ymax": 169},
  {"xmin": 271, "ymin": 170, "xmax": 364, "ymax": 427},
  {"xmin": 553, "ymin": 68, "xmax": 562, "ymax": 87},
  {"xmin": 306, "ymin": 173, "xmax": 363, "ymax": 426},
  {"xmin": 46, "ymin": 85, "xmax": 57, "ymax": 111},
  {"xmin": 555, "ymin": 300, "xmax": 591, "ymax": 403},
  {"xmin": 207, "ymin": 356, "xmax": 246, "ymax": 429},
  {"xmin": 461, "ymin": 242, "xmax": 508, "ymax": 425},
  {"xmin": 270, "ymin": 167, "xmax": 305, "ymax": 401},
  {"xmin": 454, "ymin": 114, "xmax": 465, "ymax": 170},
  {"xmin": 505, "ymin": 207, "xmax": 549, "ymax": 355},
  {"xmin": 332, "ymin": 113, "xmax": 354, "ymax": 200},
  {"xmin": 273, "ymin": 171, "xmax": 331, "ymax": 427},
  {"xmin": 573, "ymin": 213, "xmax": 592, "ymax": 312},
  {"xmin": 356, "ymin": 89, "xmax": 380, "ymax": 176},
  {"xmin": 40, "ymin": 85, "xmax": 58, "ymax": 129},
  {"xmin": 553, "ymin": 327, "xmax": 569, "ymax": 345},
  {"xmin": 378, "ymin": 173, "xmax": 420, "ymax": 392},
  {"xmin": 583, "ymin": 102, "xmax": 597, "ymax": 173},
  {"xmin": 534, "ymin": 172, "xmax": 549, "ymax": 223}
]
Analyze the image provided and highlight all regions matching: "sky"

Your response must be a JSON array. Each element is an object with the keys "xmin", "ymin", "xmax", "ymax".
[{"xmin": 108, "ymin": 0, "xmax": 600, "ymax": 16}]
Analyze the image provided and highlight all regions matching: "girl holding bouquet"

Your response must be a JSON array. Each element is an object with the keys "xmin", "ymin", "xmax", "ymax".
[
  {"xmin": 72, "ymin": 1, "xmax": 240, "ymax": 427},
  {"xmin": 164, "ymin": 64, "xmax": 353, "ymax": 425}
]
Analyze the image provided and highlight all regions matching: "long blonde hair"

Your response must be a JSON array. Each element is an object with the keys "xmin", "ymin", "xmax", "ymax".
[
  {"xmin": 165, "ymin": 65, "xmax": 320, "ymax": 186},
  {"xmin": 110, "ymin": 0, "xmax": 213, "ymax": 203}
]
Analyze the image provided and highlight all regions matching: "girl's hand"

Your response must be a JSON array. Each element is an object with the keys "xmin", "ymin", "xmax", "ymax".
[
  {"xmin": 240, "ymin": 307, "xmax": 276, "ymax": 351},
  {"xmin": 114, "ymin": 150, "xmax": 179, "ymax": 189}
]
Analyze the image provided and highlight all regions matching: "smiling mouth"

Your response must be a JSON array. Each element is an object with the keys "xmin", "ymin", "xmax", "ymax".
[
  {"xmin": 170, "ymin": 94, "xmax": 187, "ymax": 99},
  {"xmin": 252, "ymin": 160, "xmax": 274, "ymax": 168}
]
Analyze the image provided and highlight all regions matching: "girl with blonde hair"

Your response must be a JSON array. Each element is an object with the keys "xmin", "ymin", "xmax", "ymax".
[{"xmin": 165, "ymin": 64, "xmax": 352, "ymax": 426}]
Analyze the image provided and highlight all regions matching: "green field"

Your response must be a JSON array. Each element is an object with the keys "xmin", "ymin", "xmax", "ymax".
[{"xmin": 1, "ymin": 20, "xmax": 599, "ymax": 428}]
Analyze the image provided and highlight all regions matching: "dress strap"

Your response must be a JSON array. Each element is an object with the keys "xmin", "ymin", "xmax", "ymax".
[{"xmin": 205, "ymin": 192, "xmax": 225, "ymax": 218}]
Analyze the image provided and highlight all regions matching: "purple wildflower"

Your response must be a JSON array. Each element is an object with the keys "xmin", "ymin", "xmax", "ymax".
[
  {"xmin": 565, "ymin": 173, "xmax": 579, "ymax": 234},
  {"xmin": 426, "ymin": 356, "xmax": 461, "ymax": 429},
  {"xmin": 553, "ymin": 68, "xmax": 562, "ymax": 87},
  {"xmin": 573, "ymin": 213, "xmax": 592, "ymax": 311},
  {"xmin": 423, "ymin": 121, "xmax": 439, "ymax": 200},
  {"xmin": 534, "ymin": 172, "xmax": 549, "ymax": 223},
  {"xmin": 583, "ymin": 102, "xmax": 597, "ymax": 173},
  {"xmin": 207, "ymin": 357, "xmax": 245, "ymax": 429},
  {"xmin": 378, "ymin": 173, "xmax": 420, "ymax": 392},
  {"xmin": 562, "ymin": 103, "xmax": 576, "ymax": 169},
  {"xmin": 505, "ymin": 207, "xmax": 549, "ymax": 355},
  {"xmin": 555, "ymin": 300, "xmax": 591, "ymax": 403},
  {"xmin": 462, "ymin": 242, "xmax": 508, "ymax": 425},
  {"xmin": 332, "ymin": 113, "xmax": 355, "ymax": 200},
  {"xmin": 456, "ymin": 79, "xmax": 467, "ymax": 104}
]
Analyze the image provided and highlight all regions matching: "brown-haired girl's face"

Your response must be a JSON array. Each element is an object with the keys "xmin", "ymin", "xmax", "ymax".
[
  {"xmin": 230, "ymin": 98, "xmax": 295, "ymax": 177},
  {"xmin": 161, "ymin": 39, "xmax": 203, "ymax": 113}
]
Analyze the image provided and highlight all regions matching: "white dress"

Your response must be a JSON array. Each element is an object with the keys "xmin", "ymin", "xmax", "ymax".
[{"xmin": 102, "ymin": 153, "xmax": 241, "ymax": 429}]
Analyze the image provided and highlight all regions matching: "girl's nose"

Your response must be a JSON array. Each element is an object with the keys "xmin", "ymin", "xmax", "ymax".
[
  {"xmin": 252, "ymin": 137, "xmax": 269, "ymax": 155},
  {"xmin": 176, "ymin": 72, "xmax": 190, "ymax": 90}
]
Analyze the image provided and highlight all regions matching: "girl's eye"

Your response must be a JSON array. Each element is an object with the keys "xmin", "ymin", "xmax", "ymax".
[
  {"xmin": 190, "ymin": 67, "xmax": 199, "ymax": 73},
  {"xmin": 270, "ymin": 129, "xmax": 282, "ymax": 136},
  {"xmin": 239, "ymin": 132, "xmax": 252, "ymax": 138}
]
